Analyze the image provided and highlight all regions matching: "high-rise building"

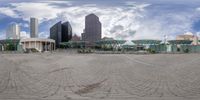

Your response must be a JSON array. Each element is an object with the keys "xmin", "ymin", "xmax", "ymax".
[
  {"xmin": 30, "ymin": 18, "xmax": 38, "ymax": 38},
  {"xmin": 6, "ymin": 23, "xmax": 20, "ymax": 39},
  {"xmin": 50, "ymin": 21, "xmax": 72, "ymax": 47},
  {"xmin": 62, "ymin": 22, "xmax": 72, "ymax": 42},
  {"xmin": 50, "ymin": 21, "xmax": 62, "ymax": 47},
  {"xmin": 82, "ymin": 13, "xmax": 101, "ymax": 44}
]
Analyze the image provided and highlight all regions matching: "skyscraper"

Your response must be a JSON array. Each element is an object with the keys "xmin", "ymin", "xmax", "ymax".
[
  {"xmin": 62, "ymin": 22, "xmax": 72, "ymax": 42},
  {"xmin": 30, "ymin": 18, "xmax": 38, "ymax": 38},
  {"xmin": 50, "ymin": 21, "xmax": 72, "ymax": 47},
  {"xmin": 6, "ymin": 23, "xmax": 20, "ymax": 39},
  {"xmin": 82, "ymin": 13, "xmax": 101, "ymax": 45},
  {"xmin": 50, "ymin": 21, "xmax": 62, "ymax": 47}
]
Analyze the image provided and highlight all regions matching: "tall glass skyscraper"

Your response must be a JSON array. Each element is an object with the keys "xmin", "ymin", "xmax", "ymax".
[
  {"xmin": 6, "ymin": 23, "xmax": 20, "ymax": 39},
  {"xmin": 82, "ymin": 13, "xmax": 101, "ymax": 45},
  {"xmin": 62, "ymin": 22, "xmax": 72, "ymax": 42},
  {"xmin": 30, "ymin": 18, "xmax": 38, "ymax": 38},
  {"xmin": 50, "ymin": 21, "xmax": 72, "ymax": 47}
]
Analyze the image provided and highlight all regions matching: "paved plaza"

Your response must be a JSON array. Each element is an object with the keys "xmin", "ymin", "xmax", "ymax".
[{"xmin": 0, "ymin": 53, "xmax": 200, "ymax": 100}]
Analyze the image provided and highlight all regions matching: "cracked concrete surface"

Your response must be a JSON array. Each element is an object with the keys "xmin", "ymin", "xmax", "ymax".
[{"xmin": 0, "ymin": 53, "xmax": 200, "ymax": 100}]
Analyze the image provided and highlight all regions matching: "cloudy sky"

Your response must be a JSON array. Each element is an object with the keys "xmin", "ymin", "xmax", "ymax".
[{"xmin": 0, "ymin": 0, "xmax": 200, "ymax": 40}]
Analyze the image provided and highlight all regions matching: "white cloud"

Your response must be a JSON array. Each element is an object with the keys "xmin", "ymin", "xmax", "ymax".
[
  {"xmin": 0, "ymin": 7, "xmax": 18, "ymax": 18},
  {"xmin": 125, "ymin": 1, "xmax": 151, "ymax": 11},
  {"xmin": 82, "ymin": 4, "xmax": 97, "ymax": 7},
  {"xmin": 20, "ymin": 31, "xmax": 29, "ymax": 39},
  {"xmin": 0, "ymin": 1, "xmax": 198, "ymax": 40},
  {"xmin": 0, "ymin": 31, "xmax": 6, "ymax": 40},
  {"xmin": 19, "ymin": 23, "xmax": 29, "ymax": 28},
  {"xmin": 39, "ymin": 32, "xmax": 49, "ymax": 38},
  {"xmin": 133, "ymin": 10, "xmax": 197, "ymax": 40},
  {"xmin": 39, "ymin": 0, "xmax": 72, "ymax": 4},
  {"xmin": 11, "ymin": 2, "xmax": 63, "ymax": 22},
  {"xmin": 196, "ymin": 7, "xmax": 200, "ymax": 11},
  {"xmin": 184, "ymin": 32, "xmax": 193, "ymax": 35},
  {"xmin": 0, "ymin": 2, "xmax": 149, "ymax": 40}
]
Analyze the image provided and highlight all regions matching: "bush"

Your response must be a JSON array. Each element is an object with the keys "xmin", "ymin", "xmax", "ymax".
[
  {"xmin": 77, "ymin": 48, "xmax": 93, "ymax": 53},
  {"xmin": 147, "ymin": 48, "xmax": 156, "ymax": 54},
  {"xmin": 24, "ymin": 48, "xmax": 39, "ymax": 53},
  {"xmin": 77, "ymin": 49, "xmax": 83, "ymax": 53},
  {"xmin": 6, "ymin": 44, "xmax": 15, "ymax": 51},
  {"xmin": 184, "ymin": 49, "xmax": 189, "ymax": 53},
  {"xmin": 177, "ymin": 48, "xmax": 180, "ymax": 52}
]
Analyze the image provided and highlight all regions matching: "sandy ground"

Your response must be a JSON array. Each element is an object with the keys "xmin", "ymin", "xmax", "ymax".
[{"xmin": 0, "ymin": 53, "xmax": 200, "ymax": 100}]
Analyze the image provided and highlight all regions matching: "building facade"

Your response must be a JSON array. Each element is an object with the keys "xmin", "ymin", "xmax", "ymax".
[
  {"xmin": 30, "ymin": 18, "xmax": 39, "ymax": 38},
  {"xmin": 176, "ymin": 35, "xmax": 194, "ymax": 41},
  {"xmin": 50, "ymin": 21, "xmax": 72, "ymax": 47},
  {"xmin": 81, "ymin": 32, "xmax": 86, "ymax": 41},
  {"xmin": 176, "ymin": 34, "xmax": 199, "ymax": 45},
  {"xmin": 71, "ymin": 34, "xmax": 81, "ymax": 41},
  {"xmin": 20, "ymin": 38, "xmax": 55, "ymax": 52},
  {"xmin": 62, "ymin": 22, "xmax": 72, "ymax": 42},
  {"xmin": 50, "ymin": 21, "xmax": 62, "ymax": 47},
  {"xmin": 82, "ymin": 13, "xmax": 102, "ymax": 45},
  {"xmin": 6, "ymin": 23, "xmax": 20, "ymax": 39}
]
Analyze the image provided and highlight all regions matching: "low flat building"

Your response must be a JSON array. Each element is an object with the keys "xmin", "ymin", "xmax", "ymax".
[
  {"xmin": 132, "ymin": 39, "xmax": 162, "ymax": 50},
  {"xmin": 20, "ymin": 38, "xmax": 55, "ymax": 52},
  {"xmin": 176, "ymin": 34, "xmax": 199, "ymax": 45},
  {"xmin": 176, "ymin": 34, "xmax": 194, "ymax": 41}
]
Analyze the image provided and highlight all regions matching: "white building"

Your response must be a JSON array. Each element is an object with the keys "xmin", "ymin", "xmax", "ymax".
[
  {"xmin": 20, "ymin": 38, "xmax": 55, "ymax": 52},
  {"xmin": 30, "ymin": 18, "xmax": 38, "ymax": 38},
  {"xmin": 176, "ymin": 32, "xmax": 199, "ymax": 45},
  {"xmin": 6, "ymin": 23, "xmax": 20, "ymax": 39}
]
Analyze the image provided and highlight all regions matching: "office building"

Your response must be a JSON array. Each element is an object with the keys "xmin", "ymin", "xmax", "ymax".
[
  {"xmin": 6, "ymin": 23, "xmax": 20, "ymax": 39},
  {"xmin": 50, "ymin": 21, "xmax": 72, "ymax": 47},
  {"xmin": 81, "ymin": 33, "xmax": 86, "ymax": 41},
  {"xmin": 30, "ymin": 18, "xmax": 39, "ymax": 38},
  {"xmin": 62, "ymin": 22, "xmax": 72, "ymax": 42},
  {"xmin": 82, "ymin": 13, "xmax": 101, "ymax": 45}
]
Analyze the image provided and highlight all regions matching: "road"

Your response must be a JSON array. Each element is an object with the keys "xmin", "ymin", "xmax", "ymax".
[{"xmin": 0, "ymin": 53, "xmax": 200, "ymax": 100}]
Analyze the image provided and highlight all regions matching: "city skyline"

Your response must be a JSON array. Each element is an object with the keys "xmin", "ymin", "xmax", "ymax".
[{"xmin": 0, "ymin": 0, "xmax": 200, "ymax": 40}]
